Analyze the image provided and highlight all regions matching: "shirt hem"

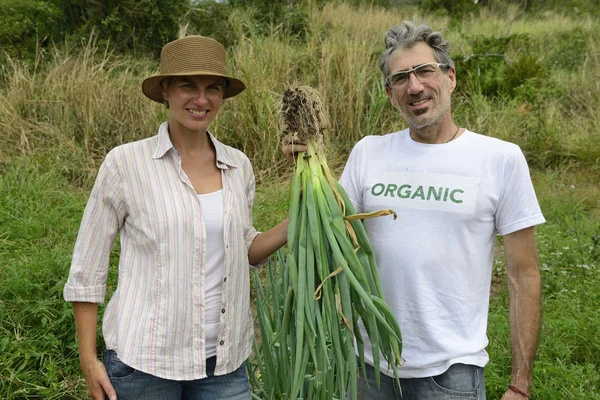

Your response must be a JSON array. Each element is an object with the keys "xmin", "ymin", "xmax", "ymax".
[{"xmin": 381, "ymin": 355, "xmax": 489, "ymax": 379}]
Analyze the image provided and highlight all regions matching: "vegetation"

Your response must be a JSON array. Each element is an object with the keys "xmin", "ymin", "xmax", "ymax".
[{"xmin": 1, "ymin": 0, "xmax": 599, "ymax": 398}]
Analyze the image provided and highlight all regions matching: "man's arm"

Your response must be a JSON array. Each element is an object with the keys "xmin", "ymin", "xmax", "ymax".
[{"xmin": 501, "ymin": 226, "xmax": 542, "ymax": 399}]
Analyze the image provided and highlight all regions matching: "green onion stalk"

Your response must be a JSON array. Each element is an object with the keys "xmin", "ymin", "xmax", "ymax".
[{"xmin": 249, "ymin": 87, "xmax": 403, "ymax": 400}]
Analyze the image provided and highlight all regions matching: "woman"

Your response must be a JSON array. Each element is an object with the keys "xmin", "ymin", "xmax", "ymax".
[{"xmin": 63, "ymin": 35, "xmax": 288, "ymax": 400}]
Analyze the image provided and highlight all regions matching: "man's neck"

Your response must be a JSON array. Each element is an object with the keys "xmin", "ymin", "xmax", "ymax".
[{"xmin": 408, "ymin": 119, "xmax": 458, "ymax": 144}]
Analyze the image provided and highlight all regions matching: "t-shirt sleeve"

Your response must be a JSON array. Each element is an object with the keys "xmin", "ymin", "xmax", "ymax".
[
  {"xmin": 339, "ymin": 140, "xmax": 366, "ymax": 214},
  {"xmin": 496, "ymin": 146, "xmax": 546, "ymax": 235}
]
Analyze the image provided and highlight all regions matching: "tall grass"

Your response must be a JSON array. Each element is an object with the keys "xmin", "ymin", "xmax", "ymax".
[
  {"xmin": 2, "ymin": 4, "xmax": 597, "ymax": 186},
  {"xmin": 0, "ymin": 37, "xmax": 165, "ymax": 186}
]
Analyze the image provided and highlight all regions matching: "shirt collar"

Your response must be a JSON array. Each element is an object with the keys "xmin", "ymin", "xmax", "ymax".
[
  {"xmin": 152, "ymin": 121, "xmax": 238, "ymax": 170},
  {"xmin": 152, "ymin": 122, "xmax": 173, "ymax": 159}
]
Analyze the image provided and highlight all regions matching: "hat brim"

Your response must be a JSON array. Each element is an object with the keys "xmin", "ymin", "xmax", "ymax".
[{"xmin": 142, "ymin": 71, "xmax": 246, "ymax": 103}]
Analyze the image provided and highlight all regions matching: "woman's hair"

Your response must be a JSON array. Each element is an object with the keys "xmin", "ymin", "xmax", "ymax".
[
  {"xmin": 160, "ymin": 77, "xmax": 173, "ymax": 108},
  {"xmin": 378, "ymin": 21, "xmax": 454, "ymax": 80}
]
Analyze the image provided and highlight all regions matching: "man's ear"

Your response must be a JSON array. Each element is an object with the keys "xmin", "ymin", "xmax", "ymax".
[
  {"xmin": 448, "ymin": 66, "xmax": 457, "ymax": 93},
  {"xmin": 385, "ymin": 85, "xmax": 399, "ymax": 109}
]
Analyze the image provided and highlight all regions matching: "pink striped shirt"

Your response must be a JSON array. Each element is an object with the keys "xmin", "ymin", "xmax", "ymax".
[{"xmin": 64, "ymin": 122, "xmax": 260, "ymax": 380}]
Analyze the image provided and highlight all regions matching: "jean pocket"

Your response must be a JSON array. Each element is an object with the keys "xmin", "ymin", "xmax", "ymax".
[
  {"xmin": 105, "ymin": 350, "xmax": 138, "ymax": 380},
  {"xmin": 429, "ymin": 363, "xmax": 481, "ymax": 396}
]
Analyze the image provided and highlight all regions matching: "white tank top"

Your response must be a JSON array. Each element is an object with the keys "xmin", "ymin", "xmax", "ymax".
[{"xmin": 197, "ymin": 190, "xmax": 225, "ymax": 358}]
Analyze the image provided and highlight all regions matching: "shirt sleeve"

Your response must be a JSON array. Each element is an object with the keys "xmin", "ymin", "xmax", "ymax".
[
  {"xmin": 496, "ymin": 146, "xmax": 546, "ymax": 235},
  {"xmin": 339, "ymin": 139, "xmax": 366, "ymax": 214},
  {"xmin": 63, "ymin": 152, "xmax": 127, "ymax": 303},
  {"xmin": 242, "ymin": 160, "xmax": 263, "ymax": 269}
]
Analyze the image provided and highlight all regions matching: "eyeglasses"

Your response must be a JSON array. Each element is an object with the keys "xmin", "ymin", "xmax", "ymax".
[{"xmin": 385, "ymin": 62, "xmax": 450, "ymax": 88}]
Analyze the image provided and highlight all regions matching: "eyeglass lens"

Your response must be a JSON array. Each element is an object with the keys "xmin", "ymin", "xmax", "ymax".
[{"xmin": 388, "ymin": 63, "xmax": 444, "ymax": 87}]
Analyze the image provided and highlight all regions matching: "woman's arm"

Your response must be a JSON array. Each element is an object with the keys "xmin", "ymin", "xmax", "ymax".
[
  {"xmin": 247, "ymin": 218, "xmax": 289, "ymax": 265},
  {"xmin": 73, "ymin": 302, "xmax": 117, "ymax": 400}
]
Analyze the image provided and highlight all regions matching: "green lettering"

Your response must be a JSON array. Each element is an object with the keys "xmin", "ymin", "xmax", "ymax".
[
  {"xmin": 398, "ymin": 184, "xmax": 411, "ymax": 199},
  {"xmin": 450, "ymin": 189, "xmax": 464, "ymax": 203},
  {"xmin": 427, "ymin": 186, "xmax": 442, "ymax": 201},
  {"xmin": 384, "ymin": 184, "xmax": 398, "ymax": 197},
  {"xmin": 411, "ymin": 185, "xmax": 425, "ymax": 200},
  {"xmin": 443, "ymin": 187, "xmax": 449, "ymax": 201},
  {"xmin": 371, "ymin": 183, "xmax": 385, "ymax": 196}
]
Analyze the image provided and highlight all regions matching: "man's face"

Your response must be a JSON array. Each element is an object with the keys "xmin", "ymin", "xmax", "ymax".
[{"xmin": 385, "ymin": 42, "xmax": 456, "ymax": 130}]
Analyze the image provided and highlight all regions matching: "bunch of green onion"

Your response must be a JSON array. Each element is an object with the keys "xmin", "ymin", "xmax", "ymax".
[{"xmin": 250, "ymin": 87, "xmax": 403, "ymax": 400}]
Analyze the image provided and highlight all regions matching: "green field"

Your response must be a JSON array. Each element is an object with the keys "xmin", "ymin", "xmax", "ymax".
[{"xmin": 1, "ymin": 1, "xmax": 599, "ymax": 398}]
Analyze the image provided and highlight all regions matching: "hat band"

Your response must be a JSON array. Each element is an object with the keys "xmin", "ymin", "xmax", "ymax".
[{"xmin": 159, "ymin": 60, "xmax": 229, "ymax": 77}]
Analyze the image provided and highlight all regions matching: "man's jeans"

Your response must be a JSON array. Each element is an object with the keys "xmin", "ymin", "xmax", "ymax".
[
  {"xmin": 104, "ymin": 350, "xmax": 252, "ymax": 400},
  {"xmin": 354, "ymin": 361, "xmax": 486, "ymax": 400}
]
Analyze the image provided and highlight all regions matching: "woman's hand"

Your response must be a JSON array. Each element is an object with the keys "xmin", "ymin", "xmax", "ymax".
[
  {"xmin": 81, "ymin": 357, "xmax": 117, "ymax": 400},
  {"xmin": 281, "ymin": 134, "xmax": 308, "ymax": 161}
]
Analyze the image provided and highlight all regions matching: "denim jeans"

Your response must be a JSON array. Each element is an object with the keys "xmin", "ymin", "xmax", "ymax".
[
  {"xmin": 353, "ymin": 361, "xmax": 486, "ymax": 400},
  {"xmin": 104, "ymin": 350, "xmax": 252, "ymax": 400}
]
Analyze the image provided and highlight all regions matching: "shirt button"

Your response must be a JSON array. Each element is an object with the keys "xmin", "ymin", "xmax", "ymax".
[
  {"xmin": 223, "ymin": 277, "xmax": 227, "ymax": 282},
  {"xmin": 221, "ymin": 308, "xmax": 226, "ymax": 314},
  {"xmin": 219, "ymin": 340, "xmax": 225, "ymax": 346}
]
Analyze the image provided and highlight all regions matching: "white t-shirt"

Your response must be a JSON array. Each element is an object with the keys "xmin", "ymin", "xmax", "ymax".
[
  {"xmin": 339, "ymin": 129, "xmax": 545, "ymax": 379},
  {"xmin": 197, "ymin": 190, "xmax": 225, "ymax": 358}
]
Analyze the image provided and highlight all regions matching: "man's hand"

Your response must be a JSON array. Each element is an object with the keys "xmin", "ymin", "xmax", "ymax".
[
  {"xmin": 81, "ymin": 357, "xmax": 117, "ymax": 400},
  {"xmin": 281, "ymin": 134, "xmax": 307, "ymax": 161}
]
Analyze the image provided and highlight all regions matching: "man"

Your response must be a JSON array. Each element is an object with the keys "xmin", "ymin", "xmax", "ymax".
[{"xmin": 283, "ymin": 21, "xmax": 543, "ymax": 399}]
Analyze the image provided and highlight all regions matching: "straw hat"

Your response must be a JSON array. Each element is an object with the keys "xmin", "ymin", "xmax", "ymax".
[{"xmin": 142, "ymin": 35, "xmax": 246, "ymax": 103}]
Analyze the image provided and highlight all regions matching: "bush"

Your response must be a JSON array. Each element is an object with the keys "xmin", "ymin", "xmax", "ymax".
[
  {"xmin": 228, "ymin": 0, "xmax": 311, "ymax": 40},
  {"xmin": 185, "ymin": 1, "xmax": 236, "ymax": 47},
  {"xmin": 455, "ymin": 34, "xmax": 559, "ymax": 101},
  {"xmin": 0, "ymin": 0, "xmax": 62, "ymax": 59},
  {"xmin": 544, "ymin": 27, "xmax": 590, "ymax": 71},
  {"xmin": 420, "ymin": 0, "xmax": 479, "ymax": 16},
  {"xmin": 454, "ymin": 35, "xmax": 511, "ymax": 97},
  {"xmin": 520, "ymin": 0, "xmax": 600, "ymax": 15},
  {"xmin": 92, "ymin": 0, "xmax": 189, "ymax": 56},
  {"xmin": 185, "ymin": 1, "xmax": 310, "ymax": 46}
]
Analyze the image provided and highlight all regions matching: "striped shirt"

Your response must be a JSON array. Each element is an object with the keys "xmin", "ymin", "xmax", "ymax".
[{"xmin": 64, "ymin": 121, "xmax": 260, "ymax": 380}]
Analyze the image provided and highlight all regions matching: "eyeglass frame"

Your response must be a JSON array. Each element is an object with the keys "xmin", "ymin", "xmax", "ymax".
[{"xmin": 384, "ymin": 62, "xmax": 451, "ymax": 88}]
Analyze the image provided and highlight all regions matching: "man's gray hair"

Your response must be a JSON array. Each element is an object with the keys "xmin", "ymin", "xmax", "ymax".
[{"xmin": 378, "ymin": 21, "xmax": 454, "ymax": 80}]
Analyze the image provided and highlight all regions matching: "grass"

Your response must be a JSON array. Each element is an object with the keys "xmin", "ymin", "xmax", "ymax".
[
  {"xmin": 486, "ymin": 170, "xmax": 600, "ymax": 399},
  {"xmin": 1, "ymin": 160, "xmax": 599, "ymax": 398},
  {"xmin": 0, "ymin": 162, "xmax": 87, "ymax": 398},
  {"xmin": 1, "ymin": 1, "xmax": 599, "ymax": 398}
]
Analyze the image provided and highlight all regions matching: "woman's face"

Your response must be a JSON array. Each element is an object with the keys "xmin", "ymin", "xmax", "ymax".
[{"xmin": 160, "ymin": 75, "xmax": 225, "ymax": 136}]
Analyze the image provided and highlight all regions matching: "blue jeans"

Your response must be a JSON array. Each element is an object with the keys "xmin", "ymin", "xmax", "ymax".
[
  {"xmin": 354, "ymin": 361, "xmax": 486, "ymax": 400},
  {"xmin": 104, "ymin": 350, "xmax": 252, "ymax": 400}
]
